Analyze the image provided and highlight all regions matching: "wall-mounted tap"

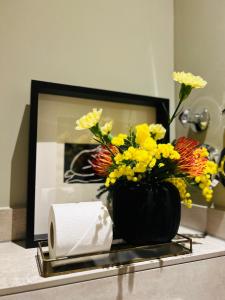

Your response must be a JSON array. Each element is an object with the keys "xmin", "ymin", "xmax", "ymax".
[{"xmin": 179, "ymin": 108, "xmax": 210, "ymax": 132}]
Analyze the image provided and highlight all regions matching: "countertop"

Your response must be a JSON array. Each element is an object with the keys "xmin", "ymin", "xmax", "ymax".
[{"xmin": 1, "ymin": 226, "xmax": 225, "ymax": 297}]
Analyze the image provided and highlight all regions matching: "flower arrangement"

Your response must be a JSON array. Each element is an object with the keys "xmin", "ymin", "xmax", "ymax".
[{"xmin": 75, "ymin": 72, "xmax": 217, "ymax": 208}]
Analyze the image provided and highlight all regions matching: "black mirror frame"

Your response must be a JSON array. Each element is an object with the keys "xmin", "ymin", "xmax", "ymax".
[{"xmin": 26, "ymin": 80, "xmax": 170, "ymax": 248}]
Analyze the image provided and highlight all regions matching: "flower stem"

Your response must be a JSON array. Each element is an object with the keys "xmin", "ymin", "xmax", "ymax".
[
  {"xmin": 91, "ymin": 125, "xmax": 116, "ymax": 158},
  {"xmin": 169, "ymin": 84, "xmax": 192, "ymax": 125},
  {"xmin": 169, "ymin": 99, "xmax": 182, "ymax": 125}
]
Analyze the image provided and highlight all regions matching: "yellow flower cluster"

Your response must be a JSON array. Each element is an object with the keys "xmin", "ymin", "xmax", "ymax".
[
  {"xmin": 105, "ymin": 165, "xmax": 137, "ymax": 187},
  {"xmin": 195, "ymin": 174, "xmax": 213, "ymax": 202},
  {"xmin": 135, "ymin": 123, "xmax": 150, "ymax": 145},
  {"xmin": 115, "ymin": 147, "xmax": 149, "ymax": 163},
  {"xmin": 166, "ymin": 178, "xmax": 192, "ymax": 208},
  {"xmin": 101, "ymin": 121, "xmax": 113, "ymax": 135},
  {"xmin": 204, "ymin": 160, "xmax": 218, "ymax": 175},
  {"xmin": 135, "ymin": 123, "xmax": 166, "ymax": 146},
  {"xmin": 173, "ymin": 72, "xmax": 207, "ymax": 89},
  {"xmin": 105, "ymin": 143, "xmax": 180, "ymax": 187},
  {"xmin": 75, "ymin": 108, "xmax": 102, "ymax": 130},
  {"xmin": 194, "ymin": 147, "xmax": 209, "ymax": 158},
  {"xmin": 105, "ymin": 147, "xmax": 153, "ymax": 187},
  {"xmin": 155, "ymin": 144, "xmax": 180, "ymax": 160},
  {"xmin": 111, "ymin": 134, "xmax": 127, "ymax": 146},
  {"xmin": 195, "ymin": 160, "xmax": 218, "ymax": 201}
]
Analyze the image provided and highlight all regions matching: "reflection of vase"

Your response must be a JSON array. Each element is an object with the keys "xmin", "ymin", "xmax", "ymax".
[{"xmin": 111, "ymin": 181, "xmax": 181, "ymax": 245}]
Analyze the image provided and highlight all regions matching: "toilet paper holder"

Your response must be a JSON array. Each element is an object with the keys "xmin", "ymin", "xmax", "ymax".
[{"xmin": 36, "ymin": 234, "xmax": 192, "ymax": 277}]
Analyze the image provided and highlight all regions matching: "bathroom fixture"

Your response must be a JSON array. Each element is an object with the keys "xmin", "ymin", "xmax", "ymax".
[{"xmin": 179, "ymin": 108, "xmax": 210, "ymax": 132}]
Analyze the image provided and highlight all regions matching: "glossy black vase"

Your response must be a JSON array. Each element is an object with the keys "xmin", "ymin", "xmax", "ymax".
[{"xmin": 111, "ymin": 181, "xmax": 181, "ymax": 245}]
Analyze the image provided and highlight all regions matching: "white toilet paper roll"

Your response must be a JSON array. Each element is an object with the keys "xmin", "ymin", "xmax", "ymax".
[{"xmin": 48, "ymin": 202, "xmax": 113, "ymax": 266}]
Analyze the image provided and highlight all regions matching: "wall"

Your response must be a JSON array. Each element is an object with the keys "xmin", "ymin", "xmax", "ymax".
[
  {"xmin": 174, "ymin": 0, "xmax": 225, "ymax": 207},
  {"xmin": 0, "ymin": 0, "xmax": 174, "ymax": 208}
]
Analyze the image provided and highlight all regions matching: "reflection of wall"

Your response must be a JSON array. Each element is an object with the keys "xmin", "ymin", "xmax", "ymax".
[
  {"xmin": 175, "ymin": 0, "xmax": 225, "ymax": 207},
  {"xmin": 0, "ymin": 0, "xmax": 174, "ymax": 208}
]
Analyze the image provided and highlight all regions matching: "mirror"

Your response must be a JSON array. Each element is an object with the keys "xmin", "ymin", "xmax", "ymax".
[
  {"xmin": 175, "ymin": 1, "xmax": 225, "ymax": 210},
  {"xmin": 26, "ymin": 80, "xmax": 169, "ymax": 247}
]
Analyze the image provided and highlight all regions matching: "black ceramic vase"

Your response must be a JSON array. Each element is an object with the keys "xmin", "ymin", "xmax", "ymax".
[{"xmin": 111, "ymin": 181, "xmax": 181, "ymax": 245}]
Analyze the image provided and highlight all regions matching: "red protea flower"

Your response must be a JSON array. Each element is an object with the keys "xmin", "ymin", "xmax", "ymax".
[
  {"xmin": 174, "ymin": 137, "xmax": 208, "ymax": 177},
  {"xmin": 91, "ymin": 145, "xmax": 118, "ymax": 176}
]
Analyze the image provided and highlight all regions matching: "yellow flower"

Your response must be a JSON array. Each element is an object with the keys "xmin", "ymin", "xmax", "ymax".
[
  {"xmin": 75, "ymin": 108, "xmax": 102, "ymax": 130},
  {"xmin": 166, "ymin": 178, "xmax": 192, "ymax": 208},
  {"xmin": 114, "ymin": 153, "xmax": 123, "ymax": 164},
  {"xmin": 134, "ymin": 149, "xmax": 150, "ymax": 163},
  {"xmin": 173, "ymin": 71, "xmax": 207, "ymax": 89},
  {"xmin": 101, "ymin": 121, "xmax": 113, "ymax": 135},
  {"xmin": 194, "ymin": 159, "xmax": 217, "ymax": 202},
  {"xmin": 149, "ymin": 158, "xmax": 156, "ymax": 168},
  {"xmin": 156, "ymin": 144, "xmax": 180, "ymax": 160},
  {"xmin": 105, "ymin": 177, "xmax": 111, "ymax": 187},
  {"xmin": 142, "ymin": 137, "xmax": 157, "ymax": 151},
  {"xmin": 111, "ymin": 133, "xmax": 127, "ymax": 146},
  {"xmin": 203, "ymin": 160, "xmax": 218, "ymax": 175},
  {"xmin": 133, "ymin": 162, "xmax": 148, "ymax": 173},
  {"xmin": 194, "ymin": 147, "xmax": 209, "ymax": 158},
  {"xmin": 135, "ymin": 123, "xmax": 150, "ymax": 146},
  {"xmin": 123, "ymin": 148, "xmax": 134, "ymax": 160},
  {"xmin": 149, "ymin": 124, "xmax": 166, "ymax": 140}
]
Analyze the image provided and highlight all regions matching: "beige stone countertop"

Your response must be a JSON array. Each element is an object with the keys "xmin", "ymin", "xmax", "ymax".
[{"xmin": 1, "ymin": 226, "xmax": 225, "ymax": 297}]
